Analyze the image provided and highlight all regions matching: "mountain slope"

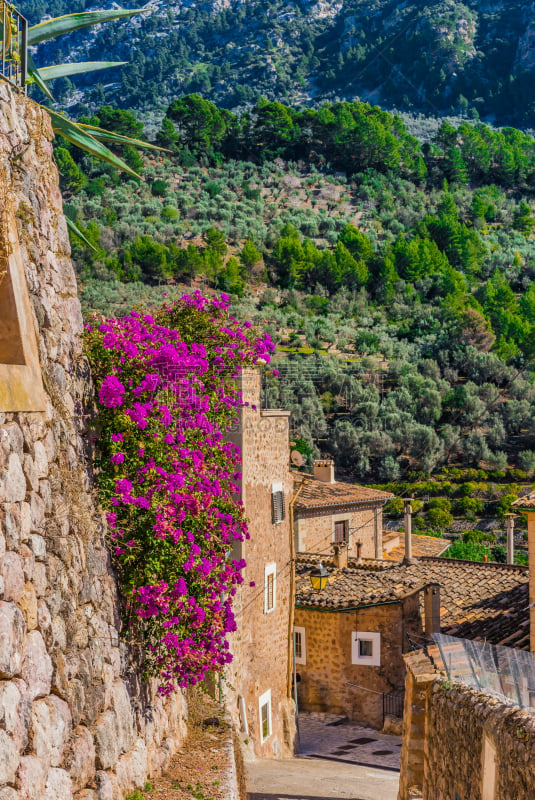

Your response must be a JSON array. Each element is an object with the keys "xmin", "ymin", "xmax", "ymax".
[{"xmin": 18, "ymin": 0, "xmax": 535, "ymax": 126}]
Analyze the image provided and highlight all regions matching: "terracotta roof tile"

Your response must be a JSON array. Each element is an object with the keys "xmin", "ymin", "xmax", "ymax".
[
  {"xmin": 382, "ymin": 533, "xmax": 450, "ymax": 561},
  {"xmin": 293, "ymin": 476, "xmax": 393, "ymax": 510},
  {"xmin": 512, "ymin": 493, "xmax": 535, "ymax": 510},
  {"xmin": 295, "ymin": 554, "xmax": 529, "ymax": 649}
]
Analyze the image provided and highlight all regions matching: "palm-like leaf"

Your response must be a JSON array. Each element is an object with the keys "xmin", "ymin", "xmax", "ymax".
[
  {"xmin": 45, "ymin": 107, "xmax": 140, "ymax": 178},
  {"xmin": 28, "ymin": 9, "xmax": 143, "ymax": 46},
  {"xmin": 78, "ymin": 123, "xmax": 169, "ymax": 152},
  {"xmin": 27, "ymin": 52, "xmax": 54, "ymax": 101},
  {"xmin": 65, "ymin": 218, "xmax": 97, "ymax": 252},
  {"xmin": 37, "ymin": 61, "xmax": 128, "ymax": 82}
]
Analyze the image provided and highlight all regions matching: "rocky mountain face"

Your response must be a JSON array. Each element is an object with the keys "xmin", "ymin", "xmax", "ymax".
[{"xmin": 16, "ymin": 1, "xmax": 535, "ymax": 125}]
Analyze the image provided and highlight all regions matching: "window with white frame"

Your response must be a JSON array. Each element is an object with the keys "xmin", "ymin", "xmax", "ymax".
[
  {"xmin": 258, "ymin": 689, "xmax": 272, "ymax": 742},
  {"xmin": 271, "ymin": 481, "xmax": 285, "ymax": 524},
  {"xmin": 294, "ymin": 626, "xmax": 306, "ymax": 665},
  {"xmin": 264, "ymin": 563, "xmax": 276, "ymax": 613},
  {"xmin": 351, "ymin": 631, "xmax": 381, "ymax": 666}
]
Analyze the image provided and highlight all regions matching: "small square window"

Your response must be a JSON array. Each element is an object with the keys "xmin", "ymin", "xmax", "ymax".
[
  {"xmin": 294, "ymin": 626, "xmax": 306, "ymax": 665},
  {"xmin": 264, "ymin": 563, "xmax": 276, "ymax": 613},
  {"xmin": 359, "ymin": 639, "xmax": 373, "ymax": 658},
  {"xmin": 352, "ymin": 631, "xmax": 381, "ymax": 666},
  {"xmin": 258, "ymin": 689, "xmax": 272, "ymax": 743}
]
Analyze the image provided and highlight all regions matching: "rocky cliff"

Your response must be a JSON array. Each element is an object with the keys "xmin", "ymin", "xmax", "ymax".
[{"xmin": 0, "ymin": 84, "xmax": 187, "ymax": 800}]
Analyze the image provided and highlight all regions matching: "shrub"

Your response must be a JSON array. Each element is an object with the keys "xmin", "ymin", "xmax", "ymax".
[
  {"xmin": 444, "ymin": 541, "xmax": 490, "ymax": 561},
  {"xmin": 426, "ymin": 508, "xmax": 454, "ymax": 530},
  {"xmin": 453, "ymin": 497, "xmax": 484, "ymax": 516},
  {"xmin": 426, "ymin": 497, "xmax": 452, "ymax": 512}
]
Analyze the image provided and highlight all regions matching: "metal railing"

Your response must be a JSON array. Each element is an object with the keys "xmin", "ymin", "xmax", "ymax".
[
  {"xmin": 383, "ymin": 689, "xmax": 405, "ymax": 720},
  {"xmin": 0, "ymin": 1, "xmax": 27, "ymax": 89}
]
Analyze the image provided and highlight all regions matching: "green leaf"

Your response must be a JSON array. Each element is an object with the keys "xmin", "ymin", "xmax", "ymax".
[
  {"xmin": 44, "ymin": 108, "xmax": 140, "ymax": 178},
  {"xmin": 37, "ymin": 61, "xmax": 128, "ymax": 82},
  {"xmin": 27, "ymin": 52, "xmax": 54, "ymax": 101},
  {"xmin": 78, "ymin": 123, "xmax": 169, "ymax": 152},
  {"xmin": 65, "ymin": 218, "xmax": 97, "ymax": 252},
  {"xmin": 28, "ymin": 9, "xmax": 143, "ymax": 46}
]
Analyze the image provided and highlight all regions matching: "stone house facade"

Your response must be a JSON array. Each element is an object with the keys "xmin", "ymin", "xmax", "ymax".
[
  {"xmin": 225, "ymin": 369, "xmax": 296, "ymax": 758},
  {"xmin": 293, "ymin": 460, "xmax": 393, "ymax": 560},
  {"xmin": 398, "ymin": 647, "xmax": 535, "ymax": 800},
  {"xmin": 0, "ymin": 86, "xmax": 188, "ymax": 800},
  {"xmin": 293, "ymin": 554, "xmax": 529, "ymax": 729},
  {"xmin": 512, "ymin": 492, "xmax": 535, "ymax": 652}
]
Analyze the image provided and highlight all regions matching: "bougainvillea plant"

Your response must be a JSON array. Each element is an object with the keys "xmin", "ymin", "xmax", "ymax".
[{"xmin": 85, "ymin": 292, "xmax": 275, "ymax": 694}]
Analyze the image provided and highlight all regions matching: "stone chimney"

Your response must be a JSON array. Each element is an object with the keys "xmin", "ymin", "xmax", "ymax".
[
  {"xmin": 314, "ymin": 458, "xmax": 335, "ymax": 483},
  {"xmin": 506, "ymin": 514, "xmax": 515, "ymax": 565},
  {"xmin": 333, "ymin": 542, "xmax": 348, "ymax": 569},
  {"xmin": 403, "ymin": 500, "xmax": 414, "ymax": 564},
  {"xmin": 424, "ymin": 583, "xmax": 441, "ymax": 636}
]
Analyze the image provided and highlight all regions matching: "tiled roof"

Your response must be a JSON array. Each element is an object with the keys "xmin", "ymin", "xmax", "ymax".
[
  {"xmin": 382, "ymin": 533, "xmax": 451, "ymax": 561},
  {"xmin": 512, "ymin": 493, "xmax": 535, "ymax": 510},
  {"xmin": 293, "ymin": 475, "xmax": 393, "ymax": 510},
  {"xmin": 295, "ymin": 554, "xmax": 530, "ymax": 650}
]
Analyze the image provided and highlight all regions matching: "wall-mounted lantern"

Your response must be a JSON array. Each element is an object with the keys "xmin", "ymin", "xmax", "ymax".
[{"xmin": 309, "ymin": 561, "xmax": 329, "ymax": 592}]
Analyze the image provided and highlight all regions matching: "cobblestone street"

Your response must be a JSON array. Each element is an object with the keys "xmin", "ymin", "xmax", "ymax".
[{"xmin": 246, "ymin": 713, "xmax": 400, "ymax": 800}]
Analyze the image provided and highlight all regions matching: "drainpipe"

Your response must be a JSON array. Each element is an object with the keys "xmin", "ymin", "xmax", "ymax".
[{"xmin": 287, "ymin": 478, "xmax": 306, "ymax": 699}]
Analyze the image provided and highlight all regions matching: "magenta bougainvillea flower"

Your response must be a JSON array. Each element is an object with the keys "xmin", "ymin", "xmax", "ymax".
[{"xmin": 85, "ymin": 292, "xmax": 274, "ymax": 695}]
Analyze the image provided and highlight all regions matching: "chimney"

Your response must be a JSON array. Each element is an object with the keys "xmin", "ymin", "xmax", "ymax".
[
  {"xmin": 506, "ymin": 514, "xmax": 515, "ymax": 565},
  {"xmin": 333, "ymin": 542, "xmax": 348, "ymax": 569},
  {"xmin": 424, "ymin": 583, "xmax": 441, "ymax": 636},
  {"xmin": 314, "ymin": 459, "xmax": 335, "ymax": 484},
  {"xmin": 404, "ymin": 500, "xmax": 413, "ymax": 562}
]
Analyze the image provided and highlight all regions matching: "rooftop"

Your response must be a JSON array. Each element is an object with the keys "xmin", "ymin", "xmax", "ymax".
[
  {"xmin": 512, "ymin": 493, "xmax": 535, "ymax": 511},
  {"xmin": 293, "ymin": 474, "xmax": 393, "ymax": 510},
  {"xmin": 295, "ymin": 554, "xmax": 529, "ymax": 650},
  {"xmin": 382, "ymin": 531, "xmax": 450, "ymax": 561}
]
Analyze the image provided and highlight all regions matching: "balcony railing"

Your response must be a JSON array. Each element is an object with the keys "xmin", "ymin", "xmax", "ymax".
[{"xmin": 0, "ymin": 1, "xmax": 27, "ymax": 89}]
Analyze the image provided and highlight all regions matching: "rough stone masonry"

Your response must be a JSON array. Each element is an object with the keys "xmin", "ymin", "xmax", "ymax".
[{"xmin": 0, "ymin": 84, "xmax": 187, "ymax": 800}]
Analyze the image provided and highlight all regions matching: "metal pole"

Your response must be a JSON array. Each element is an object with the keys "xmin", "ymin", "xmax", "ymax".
[
  {"xmin": 21, "ymin": 14, "xmax": 27, "ymax": 90},
  {"xmin": 292, "ymin": 631, "xmax": 300, "ymax": 751}
]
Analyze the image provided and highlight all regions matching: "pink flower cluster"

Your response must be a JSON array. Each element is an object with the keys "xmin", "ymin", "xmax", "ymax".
[{"xmin": 86, "ymin": 292, "xmax": 274, "ymax": 694}]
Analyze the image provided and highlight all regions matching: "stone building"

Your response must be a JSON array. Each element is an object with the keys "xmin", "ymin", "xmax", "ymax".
[
  {"xmin": 0, "ymin": 85, "xmax": 189, "ymax": 800},
  {"xmin": 225, "ymin": 369, "xmax": 296, "ymax": 758},
  {"xmin": 398, "ymin": 646, "xmax": 535, "ymax": 800},
  {"xmin": 293, "ymin": 554, "xmax": 529, "ymax": 728},
  {"xmin": 293, "ymin": 460, "xmax": 393, "ymax": 560}
]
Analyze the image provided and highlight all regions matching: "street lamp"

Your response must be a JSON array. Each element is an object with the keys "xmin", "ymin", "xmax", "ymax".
[{"xmin": 309, "ymin": 561, "xmax": 329, "ymax": 592}]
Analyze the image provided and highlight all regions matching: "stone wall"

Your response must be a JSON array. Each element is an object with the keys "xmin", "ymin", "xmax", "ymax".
[
  {"xmin": 0, "ymin": 85, "xmax": 187, "ymax": 800},
  {"xmin": 399, "ymin": 649, "xmax": 535, "ymax": 800},
  {"xmin": 295, "ymin": 504, "xmax": 383, "ymax": 560},
  {"xmin": 225, "ymin": 370, "xmax": 296, "ymax": 759},
  {"xmin": 295, "ymin": 593, "xmax": 421, "ymax": 728}
]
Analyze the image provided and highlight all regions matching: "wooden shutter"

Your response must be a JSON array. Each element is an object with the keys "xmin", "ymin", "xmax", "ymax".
[
  {"xmin": 271, "ymin": 490, "xmax": 285, "ymax": 524},
  {"xmin": 334, "ymin": 520, "xmax": 348, "ymax": 543}
]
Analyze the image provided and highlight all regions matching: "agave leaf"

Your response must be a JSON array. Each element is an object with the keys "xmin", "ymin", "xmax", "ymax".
[
  {"xmin": 37, "ymin": 61, "xmax": 128, "ymax": 82},
  {"xmin": 27, "ymin": 52, "xmax": 54, "ymax": 100},
  {"xmin": 28, "ymin": 9, "xmax": 143, "ymax": 46},
  {"xmin": 45, "ymin": 108, "xmax": 140, "ymax": 178},
  {"xmin": 78, "ymin": 123, "xmax": 169, "ymax": 152},
  {"xmin": 66, "ymin": 218, "xmax": 98, "ymax": 252}
]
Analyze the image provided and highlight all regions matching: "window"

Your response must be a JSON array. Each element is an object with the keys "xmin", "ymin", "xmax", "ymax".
[
  {"xmin": 334, "ymin": 520, "xmax": 349, "ymax": 543},
  {"xmin": 351, "ymin": 632, "xmax": 381, "ymax": 666},
  {"xmin": 258, "ymin": 689, "xmax": 272, "ymax": 743},
  {"xmin": 294, "ymin": 626, "xmax": 306, "ymax": 665},
  {"xmin": 264, "ymin": 563, "xmax": 276, "ymax": 613},
  {"xmin": 271, "ymin": 482, "xmax": 285, "ymax": 524},
  {"xmin": 359, "ymin": 639, "xmax": 373, "ymax": 658}
]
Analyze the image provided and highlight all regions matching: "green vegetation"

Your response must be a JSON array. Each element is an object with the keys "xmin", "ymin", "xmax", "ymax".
[{"xmin": 17, "ymin": 0, "xmax": 535, "ymax": 128}]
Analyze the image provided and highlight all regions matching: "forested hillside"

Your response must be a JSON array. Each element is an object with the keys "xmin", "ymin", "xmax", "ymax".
[
  {"xmin": 49, "ymin": 95, "xmax": 535, "ymax": 501},
  {"xmin": 17, "ymin": 0, "xmax": 535, "ymax": 127}
]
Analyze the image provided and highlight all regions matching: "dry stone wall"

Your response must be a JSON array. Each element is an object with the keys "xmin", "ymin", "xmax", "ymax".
[{"xmin": 0, "ymin": 85, "xmax": 187, "ymax": 800}]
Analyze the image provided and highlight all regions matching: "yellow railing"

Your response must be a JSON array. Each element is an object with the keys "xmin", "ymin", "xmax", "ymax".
[{"xmin": 0, "ymin": 1, "xmax": 27, "ymax": 88}]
